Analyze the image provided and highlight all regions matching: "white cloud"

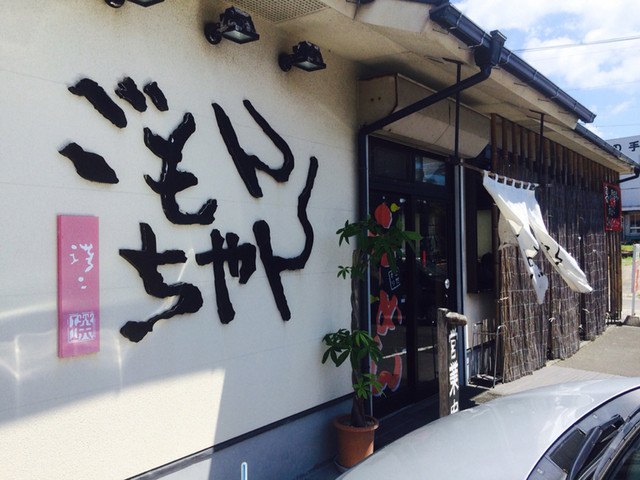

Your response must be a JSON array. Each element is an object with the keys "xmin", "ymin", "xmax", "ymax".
[
  {"xmin": 453, "ymin": 1, "xmax": 640, "ymax": 90},
  {"xmin": 611, "ymin": 98, "xmax": 635, "ymax": 116},
  {"xmin": 453, "ymin": 0, "xmax": 559, "ymax": 32},
  {"xmin": 453, "ymin": 0, "xmax": 640, "ymax": 40},
  {"xmin": 451, "ymin": 1, "xmax": 640, "ymax": 137}
]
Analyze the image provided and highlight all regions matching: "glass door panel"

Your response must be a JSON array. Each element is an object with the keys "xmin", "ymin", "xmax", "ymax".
[
  {"xmin": 415, "ymin": 199, "xmax": 450, "ymax": 387},
  {"xmin": 369, "ymin": 193, "xmax": 409, "ymax": 402},
  {"xmin": 368, "ymin": 138, "xmax": 455, "ymax": 415}
]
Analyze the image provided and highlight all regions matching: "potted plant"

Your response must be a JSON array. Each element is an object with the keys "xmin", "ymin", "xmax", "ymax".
[{"xmin": 322, "ymin": 210, "xmax": 421, "ymax": 468}]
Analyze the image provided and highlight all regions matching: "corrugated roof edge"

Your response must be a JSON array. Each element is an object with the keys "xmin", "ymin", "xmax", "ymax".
[{"xmin": 575, "ymin": 123, "xmax": 640, "ymax": 169}]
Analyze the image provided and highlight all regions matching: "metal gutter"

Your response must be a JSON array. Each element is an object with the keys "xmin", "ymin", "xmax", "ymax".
[
  {"xmin": 429, "ymin": 2, "xmax": 596, "ymax": 124},
  {"xmin": 427, "ymin": 2, "xmax": 640, "ymax": 172},
  {"xmin": 575, "ymin": 124, "xmax": 633, "ymax": 162},
  {"xmin": 574, "ymin": 123, "xmax": 640, "ymax": 170}
]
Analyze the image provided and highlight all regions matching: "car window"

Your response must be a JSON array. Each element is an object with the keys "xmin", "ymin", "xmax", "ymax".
[
  {"xmin": 528, "ymin": 390, "xmax": 640, "ymax": 480},
  {"xmin": 530, "ymin": 417, "xmax": 628, "ymax": 480},
  {"xmin": 604, "ymin": 432, "xmax": 640, "ymax": 479}
]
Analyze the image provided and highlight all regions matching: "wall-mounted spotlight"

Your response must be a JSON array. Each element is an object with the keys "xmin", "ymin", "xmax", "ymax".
[
  {"xmin": 204, "ymin": 6, "xmax": 260, "ymax": 45},
  {"xmin": 279, "ymin": 41, "xmax": 326, "ymax": 72},
  {"xmin": 105, "ymin": 0, "xmax": 164, "ymax": 6}
]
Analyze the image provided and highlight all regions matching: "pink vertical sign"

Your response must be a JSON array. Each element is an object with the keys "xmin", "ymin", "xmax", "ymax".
[{"xmin": 57, "ymin": 215, "xmax": 100, "ymax": 357}]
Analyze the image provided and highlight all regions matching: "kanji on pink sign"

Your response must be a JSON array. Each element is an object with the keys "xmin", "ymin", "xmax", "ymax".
[{"xmin": 57, "ymin": 215, "xmax": 100, "ymax": 357}]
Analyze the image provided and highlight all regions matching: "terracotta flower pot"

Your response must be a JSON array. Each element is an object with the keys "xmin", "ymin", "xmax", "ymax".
[{"xmin": 333, "ymin": 413, "xmax": 379, "ymax": 468}]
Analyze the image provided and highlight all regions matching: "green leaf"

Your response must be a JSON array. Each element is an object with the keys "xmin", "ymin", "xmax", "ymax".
[
  {"xmin": 321, "ymin": 350, "xmax": 331, "ymax": 364},
  {"xmin": 335, "ymin": 350, "xmax": 349, "ymax": 367},
  {"xmin": 337, "ymin": 266, "xmax": 350, "ymax": 279},
  {"xmin": 369, "ymin": 348, "xmax": 383, "ymax": 365}
]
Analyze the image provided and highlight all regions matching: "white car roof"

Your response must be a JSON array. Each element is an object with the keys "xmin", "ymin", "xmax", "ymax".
[{"xmin": 338, "ymin": 377, "xmax": 640, "ymax": 480}]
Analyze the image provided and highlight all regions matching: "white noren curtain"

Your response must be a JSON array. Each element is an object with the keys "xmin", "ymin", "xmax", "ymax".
[{"xmin": 482, "ymin": 172, "xmax": 592, "ymax": 304}]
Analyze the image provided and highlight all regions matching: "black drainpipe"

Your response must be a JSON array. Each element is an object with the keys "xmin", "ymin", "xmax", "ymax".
[
  {"xmin": 358, "ymin": 29, "xmax": 507, "ymax": 226},
  {"xmin": 619, "ymin": 166, "xmax": 640, "ymax": 184}
]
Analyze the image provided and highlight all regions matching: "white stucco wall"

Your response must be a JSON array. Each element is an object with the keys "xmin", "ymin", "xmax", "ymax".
[{"xmin": 0, "ymin": 1, "xmax": 358, "ymax": 478}]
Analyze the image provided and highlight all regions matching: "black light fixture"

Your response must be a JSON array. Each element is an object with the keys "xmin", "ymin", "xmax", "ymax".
[
  {"xmin": 105, "ymin": 0, "xmax": 164, "ymax": 6},
  {"xmin": 279, "ymin": 41, "xmax": 326, "ymax": 72},
  {"xmin": 204, "ymin": 6, "xmax": 260, "ymax": 45}
]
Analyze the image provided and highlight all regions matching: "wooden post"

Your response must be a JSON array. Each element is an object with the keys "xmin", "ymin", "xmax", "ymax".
[
  {"xmin": 568, "ymin": 151, "xmax": 574, "ymax": 186},
  {"xmin": 527, "ymin": 130, "xmax": 534, "ymax": 171},
  {"xmin": 437, "ymin": 308, "xmax": 468, "ymax": 417},
  {"xmin": 501, "ymin": 117, "xmax": 509, "ymax": 169},
  {"xmin": 512, "ymin": 122, "xmax": 520, "ymax": 169},
  {"xmin": 551, "ymin": 143, "xmax": 562, "ymax": 183},
  {"xmin": 543, "ymin": 138, "xmax": 551, "ymax": 182},
  {"xmin": 558, "ymin": 146, "xmax": 565, "ymax": 185}
]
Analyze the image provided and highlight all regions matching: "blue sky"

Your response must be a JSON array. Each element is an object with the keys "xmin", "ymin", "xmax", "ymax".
[{"xmin": 452, "ymin": 0, "xmax": 640, "ymax": 144}]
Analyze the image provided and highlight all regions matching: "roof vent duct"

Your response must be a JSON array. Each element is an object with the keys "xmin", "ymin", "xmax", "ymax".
[{"xmin": 231, "ymin": 0, "xmax": 327, "ymax": 23}]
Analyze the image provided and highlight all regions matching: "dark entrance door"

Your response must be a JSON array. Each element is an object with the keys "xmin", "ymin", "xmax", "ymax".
[{"xmin": 368, "ymin": 138, "xmax": 456, "ymax": 416}]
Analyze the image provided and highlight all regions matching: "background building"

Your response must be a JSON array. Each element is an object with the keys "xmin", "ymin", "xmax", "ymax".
[{"xmin": 608, "ymin": 135, "xmax": 640, "ymax": 241}]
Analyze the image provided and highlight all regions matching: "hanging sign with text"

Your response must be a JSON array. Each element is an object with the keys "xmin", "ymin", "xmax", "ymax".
[
  {"xmin": 57, "ymin": 215, "xmax": 100, "ymax": 357},
  {"xmin": 437, "ymin": 309, "xmax": 467, "ymax": 417},
  {"xmin": 603, "ymin": 183, "xmax": 622, "ymax": 231}
]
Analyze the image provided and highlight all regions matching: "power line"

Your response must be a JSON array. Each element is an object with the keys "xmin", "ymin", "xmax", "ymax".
[
  {"xmin": 512, "ymin": 34, "xmax": 640, "ymax": 52},
  {"xmin": 593, "ymin": 123, "xmax": 640, "ymax": 129}
]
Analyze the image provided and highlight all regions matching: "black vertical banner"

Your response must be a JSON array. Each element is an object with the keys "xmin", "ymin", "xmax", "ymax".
[{"xmin": 603, "ymin": 183, "xmax": 621, "ymax": 231}]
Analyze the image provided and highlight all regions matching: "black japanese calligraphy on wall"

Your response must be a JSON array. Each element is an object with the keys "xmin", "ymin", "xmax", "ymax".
[
  {"xmin": 119, "ymin": 223, "xmax": 204, "ymax": 342},
  {"xmin": 61, "ymin": 75, "xmax": 318, "ymax": 342},
  {"xmin": 143, "ymin": 112, "xmax": 218, "ymax": 225}
]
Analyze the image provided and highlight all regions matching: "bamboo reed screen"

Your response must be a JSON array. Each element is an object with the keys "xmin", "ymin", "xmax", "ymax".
[{"xmin": 489, "ymin": 115, "xmax": 622, "ymax": 382}]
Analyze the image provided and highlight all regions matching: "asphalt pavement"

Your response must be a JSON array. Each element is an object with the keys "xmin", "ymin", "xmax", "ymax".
[{"xmin": 472, "ymin": 323, "xmax": 640, "ymax": 403}]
